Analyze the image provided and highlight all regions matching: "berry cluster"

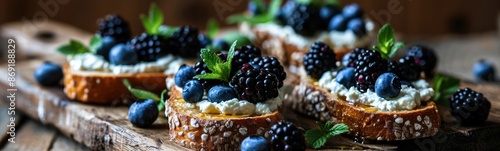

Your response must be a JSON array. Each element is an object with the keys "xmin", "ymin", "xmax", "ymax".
[{"xmin": 240, "ymin": 121, "xmax": 307, "ymax": 151}]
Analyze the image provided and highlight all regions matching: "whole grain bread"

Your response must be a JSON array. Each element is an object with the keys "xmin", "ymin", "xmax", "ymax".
[{"xmin": 166, "ymin": 86, "xmax": 283, "ymax": 151}]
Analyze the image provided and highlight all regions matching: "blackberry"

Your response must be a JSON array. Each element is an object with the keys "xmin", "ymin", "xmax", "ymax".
[
  {"xmin": 232, "ymin": 45, "xmax": 262, "ymax": 75},
  {"xmin": 345, "ymin": 48, "xmax": 365, "ymax": 67},
  {"xmin": 130, "ymin": 33, "xmax": 169, "ymax": 62},
  {"xmin": 269, "ymin": 121, "xmax": 306, "ymax": 151},
  {"xmin": 168, "ymin": 26, "xmax": 202, "ymax": 58},
  {"xmin": 388, "ymin": 56, "xmax": 422, "ymax": 81},
  {"xmin": 194, "ymin": 61, "xmax": 225, "ymax": 91},
  {"xmin": 406, "ymin": 45, "xmax": 437, "ymax": 77},
  {"xmin": 230, "ymin": 65, "xmax": 279, "ymax": 103},
  {"xmin": 303, "ymin": 42, "xmax": 337, "ymax": 79},
  {"xmin": 287, "ymin": 4, "xmax": 320, "ymax": 36},
  {"xmin": 250, "ymin": 56, "xmax": 286, "ymax": 88},
  {"xmin": 450, "ymin": 88, "xmax": 491, "ymax": 125},
  {"xmin": 276, "ymin": 0, "xmax": 297, "ymax": 25},
  {"xmin": 97, "ymin": 14, "xmax": 131, "ymax": 43},
  {"xmin": 354, "ymin": 49, "xmax": 388, "ymax": 92}
]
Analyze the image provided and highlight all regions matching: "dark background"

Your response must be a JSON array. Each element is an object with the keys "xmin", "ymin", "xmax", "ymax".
[{"xmin": 0, "ymin": 0, "xmax": 499, "ymax": 38}]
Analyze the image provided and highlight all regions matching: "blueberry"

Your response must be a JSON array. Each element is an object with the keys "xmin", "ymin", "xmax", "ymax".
[
  {"xmin": 248, "ymin": 1, "xmax": 265, "ymax": 16},
  {"xmin": 335, "ymin": 67, "xmax": 356, "ymax": 88},
  {"xmin": 182, "ymin": 80, "xmax": 204, "ymax": 103},
  {"xmin": 198, "ymin": 34, "xmax": 212, "ymax": 48},
  {"xmin": 473, "ymin": 60, "xmax": 496, "ymax": 82},
  {"xmin": 109, "ymin": 43, "xmax": 138, "ymax": 65},
  {"xmin": 342, "ymin": 3, "xmax": 364, "ymax": 20},
  {"xmin": 241, "ymin": 135, "xmax": 271, "ymax": 151},
  {"xmin": 212, "ymin": 39, "xmax": 229, "ymax": 51},
  {"xmin": 34, "ymin": 62, "xmax": 63, "ymax": 86},
  {"xmin": 96, "ymin": 36, "xmax": 119, "ymax": 61},
  {"xmin": 319, "ymin": 6, "xmax": 339, "ymax": 29},
  {"xmin": 208, "ymin": 85, "xmax": 237, "ymax": 103},
  {"xmin": 128, "ymin": 99, "xmax": 159, "ymax": 127},
  {"xmin": 342, "ymin": 52, "xmax": 353, "ymax": 66},
  {"xmin": 175, "ymin": 65, "xmax": 196, "ymax": 87},
  {"xmin": 328, "ymin": 14, "xmax": 347, "ymax": 31},
  {"xmin": 347, "ymin": 18, "xmax": 366, "ymax": 36},
  {"xmin": 276, "ymin": 1, "xmax": 297, "ymax": 24},
  {"xmin": 375, "ymin": 73, "xmax": 402, "ymax": 98}
]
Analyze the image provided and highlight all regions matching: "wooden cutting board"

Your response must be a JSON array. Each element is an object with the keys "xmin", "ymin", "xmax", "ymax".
[{"xmin": 1, "ymin": 21, "xmax": 499, "ymax": 150}]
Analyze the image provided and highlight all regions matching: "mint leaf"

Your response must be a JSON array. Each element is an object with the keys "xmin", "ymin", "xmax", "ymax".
[
  {"xmin": 57, "ymin": 39, "xmax": 92, "ymax": 56},
  {"xmin": 194, "ymin": 73, "xmax": 225, "ymax": 81},
  {"xmin": 123, "ymin": 79, "xmax": 161, "ymax": 101},
  {"xmin": 374, "ymin": 24, "xmax": 405, "ymax": 59},
  {"xmin": 323, "ymin": 0, "xmax": 340, "ymax": 7},
  {"xmin": 220, "ymin": 32, "xmax": 251, "ymax": 48},
  {"xmin": 252, "ymin": 0, "xmax": 266, "ymax": 13},
  {"xmin": 389, "ymin": 42, "xmax": 406, "ymax": 58},
  {"xmin": 157, "ymin": 25, "xmax": 178, "ymax": 39},
  {"xmin": 432, "ymin": 74, "xmax": 460, "ymax": 106},
  {"xmin": 207, "ymin": 18, "xmax": 219, "ymax": 39},
  {"xmin": 195, "ymin": 41, "xmax": 239, "ymax": 82},
  {"xmin": 89, "ymin": 34, "xmax": 103, "ymax": 52},
  {"xmin": 306, "ymin": 122, "xmax": 349, "ymax": 149},
  {"xmin": 158, "ymin": 89, "xmax": 168, "ymax": 111},
  {"xmin": 200, "ymin": 48, "xmax": 223, "ymax": 73},
  {"xmin": 224, "ymin": 40, "xmax": 238, "ymax": 68},
  {"xmin": 227, "ymin": 0, "xmax": 281, "ymax": 24},
  {"xmin": 141, "ymin": 3, "xmax": 163, "ymax": 35}
]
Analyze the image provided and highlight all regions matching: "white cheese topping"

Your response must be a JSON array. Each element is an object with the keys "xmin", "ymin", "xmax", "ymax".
[
  {"xmin": 67, "ymin": 53, "xmax": 186, "ymax": 74},
  {"xmin": 241, "ymin": 20, "xmax": 374, "ymax": 50},
  {"xmin": 319, "ymin": 71, "xmax": 434, "ymax": 111},
  {"xmin": 179, "ymin": 87, "xmax": 284, "ymax": 115}
]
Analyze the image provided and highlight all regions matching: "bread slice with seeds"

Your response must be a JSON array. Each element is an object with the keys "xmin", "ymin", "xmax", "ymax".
[{"xmin": 166, "ymin": 86, "xmax": 283, "ymax": 151}]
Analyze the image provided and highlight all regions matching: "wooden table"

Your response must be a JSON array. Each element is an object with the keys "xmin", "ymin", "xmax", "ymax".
[{"xmin": 0, "ymin": 21, "xmax": 499, "ymax": 151}]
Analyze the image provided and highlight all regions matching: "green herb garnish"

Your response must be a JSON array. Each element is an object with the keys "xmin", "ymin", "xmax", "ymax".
[
  {"xmin": 295, "ymin": 0, "xmax": 339, "ymax": 6},
  {"xmin": 207, "ymin": 18, "xmax": 219, "ymax": 39},
  {"xmin": 432, "ymin": 74, "xmax": 460, "ymax": 106},
  {"xmin": 140, "ymin": 3, "xmax": 163, "ymax": 35},
  {"xmin": 57, "ymin": 39, "xmax": 92, "ymax": 56},
  {"xmin": 305, "ymin": 121, "xmax": 349, "ymax": 149},
  {"xmin": 89, "ymin": 34, "xmax": 103, "ymax": 53},
  {"xmin": 227, "ymin": 0, "xmax": 281, "ymax": 24},
  {"xmin": 123, "ymin": 79, "xmax": 168, "ymax": 111},
  {"xmin": 372, "ymin": 24, "xmax": 406, "ymax": 60},
  {"xmin": 194, "ymin": 41, "xmax": 237, "ymax": 82}
]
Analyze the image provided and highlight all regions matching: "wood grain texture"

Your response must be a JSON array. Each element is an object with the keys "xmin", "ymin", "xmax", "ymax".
[
  {"xmin": 0, "ymin": 21, "xmax": 500, "ymax": 150},
  {"xmin": 50, "ymin": 133, "xmax": 91, "ymax": 151},
  {"xmin": 0, "ymin": 104, "xmax": 23, "ymax": 148},
  {"xmin": 2, "ymin": 120, "xmax": 57, "ymax": 151}
]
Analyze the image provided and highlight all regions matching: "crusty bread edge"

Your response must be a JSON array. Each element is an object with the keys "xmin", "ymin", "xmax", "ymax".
[
  {"xmin": 166, "ymin": 86, "xmax": 283, "ymax": 151},
  {"xmin": 285, "ymin": 80, "xmax": 441, "ymax": 141},
  {"xmin": 63, "ymin": 64, "xmax": 170, "ymax": 104}
]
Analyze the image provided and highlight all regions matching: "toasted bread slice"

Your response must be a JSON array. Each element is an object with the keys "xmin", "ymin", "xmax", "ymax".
[
  {"xmin": 63, "ymin": 64, "xmax": 169, "ymax": 104},
  {"xmin": 285, "ymin": 80, "xmax": 441, "ymax": 141},
  {"xmin": 166, "ymin": 86, "xmax": 283, "ymax": 151}
]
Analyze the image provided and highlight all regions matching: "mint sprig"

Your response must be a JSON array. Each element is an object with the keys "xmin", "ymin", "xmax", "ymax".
[
  {"xmin": 432, "ymin": 74, "xmax": 460, "ymax": 106},
  {"xmin": 372, "ymin": 24, "xmax": 406, "ymax": 60},
  {"xmin": 123, "ymin": 79, "xmax": 169, "ymax": 111},
  {"xmin": 89, "ymin": 34, "xmax": 103, "ymax": 53},
  {"xmin": 194, "ymin": 41, "xmax": 238, "ymax": 82},
  {"xmin": 207, "ymin": 18, "xmax": 219, "ymax": 39},
  {"xmin": 57, "ymin": 39, "xmax": 92, "ymax": 56},
  {"xmin": 227, "ymin": 0, "xmax": 281, "ymax": 24},
  {"xmin": 305, "ymin": 121, "xmax": 349, "ymax": 149},
  {"xmin": 220, "ymin": 32, "xmax": 251, "ymax": 48},
  {"xmin": 141, "ymin": 3, "xmax": 164, "ymax": 35}
]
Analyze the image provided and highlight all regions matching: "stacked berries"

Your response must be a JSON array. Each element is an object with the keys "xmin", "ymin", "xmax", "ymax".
[
  {"xmin": 354, "ymin": 49, "xmax": 388, "ymax": 92},
  {"xmin": 175, "ymin": 44, "xmax": 286, "ymax": 104},
  {"xmin": 273, "ymin": 1, "xmax": 366, "ymax": 36}
]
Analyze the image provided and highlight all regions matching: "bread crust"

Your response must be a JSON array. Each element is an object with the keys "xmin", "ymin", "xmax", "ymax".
[
  {"xmin": 63, "ymin": 64, "xmax": 169, "ymax": 104},
  {"xmin": 285, "ymin": 80, "xmax": 441, "ymax": 141},
  {"xmin": 166, "ymin": 86, "xmax": 283, "ymax": 151}
]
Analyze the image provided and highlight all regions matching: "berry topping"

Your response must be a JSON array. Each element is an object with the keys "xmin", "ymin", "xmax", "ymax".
[
  {"xmin": 109, "ymin": 43, "xmax": 138, "ymax": 65},
  {"xmin": 130, "ymin": 33, "xmax": 169, "ymax": 62},
  {"xmin": 472, "ymin": 60, "xmax": 496, "ymax": 82},
  {"xmin": 287, "ymin": 3, "xmax": 320, "ymax": 36},
  {"xmin": 328, "ymin": 14, "xmax": 347, "ymax": 31},
  {"xmin": 388, "ymin": 56, "xmax": 422, "ymax": 81},
  {"xmin": 354, "ymin": 49, "xmax": 388, "ymax": 92},
  {"xmin": 241, "ymin": 135, "xmax": 271, "ymax": 151},
  {"xmin": 250, "ymin": 56, "xmax": 287, "ymax": 88},
  {"xmin": 276, "ymin": 0, "xmax": 297, "ymax": 25},
  {"xmin": 97, "ymin": 14, "xmax": 131, "ymax": 43},
  {"xmin": 375, "ymin": 73, "xmax": 401, "ymax": 98},
  {"xmin": 335, "ymin": 67, "xmax": 356, "ymax": 88},
  {"xmin": 342, "ymin": 3, "xmax": 364, "ymax": 20},
  {"xmin": 198, "ymin": 34, "xmax": 212, "ymax": 48},
  {"xmin": 230, "ymin": 67, "xmax": 280, "ymax": 103},
  {"xmin": 128, "ymin": 99, "xmax": 159, "ymax": 127},
  {"xmin": 182, "ymin": 80, "xmax": 204, "ymax": 103},
  {"xmin": 347, "ymin": 18, "xmax": 366, "ymax": 36},
  {"xmin": 34, "ymin": 62, "xmax": 63, "ymax": 86},
  {"xmin": 232, "ymin": 45, "xmax": 262, "ymax": 75},
  {"xmin": 344, "ymin": 48, "xmax": 364, "ymax": 67},
  {"xmin": 319, "ymin": 5, "xmax": 339, "ymax": 30},
  {"xmin": 406, "ymin": 45, "xmax": 437, "ymax": 77},
  {"xmin": 212, "ymin": 38, "xmax": 230, "ymax": 51},
  {"xmin": 194, "ymin": 61, "xmax": 226, "ymax": 91},
  {"xmin": 269, "ymin": 120, "xmax": 307, "ymax": 151},
  {"xmin": 208, "ymin": 85, "xmax": 238, "ymax": 103},
  {"xmin": 175, "ymin": 65, "xmax": 196, "ymax": 88},
  {"xmin": 303, "ymin": 42, "xmax": 337, "ymax": 79},
  {"xmin": 450, "ymin": 88, "xmax": 491, "ymax": 125},
  {"xmin": 95, "ymin": 36, "xmax": 119, "ymax": 61},
  {"xmin": 168, "ymin": 26, "xmax": 203, "ymax": 58}
]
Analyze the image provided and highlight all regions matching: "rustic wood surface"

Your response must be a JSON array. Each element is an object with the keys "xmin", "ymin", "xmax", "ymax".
[{"xmin": 0, "ymin": 21, "xmax": 499, "ymax": 150}]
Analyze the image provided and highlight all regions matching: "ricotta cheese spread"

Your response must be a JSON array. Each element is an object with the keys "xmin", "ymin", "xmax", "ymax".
[
  {"xmin": 67, "ymin": 53, "xmax": 186, "ymax": 74},
  {"xmin": 179, "ymin": 87, "xmax": 284, "ymax": 116},
  {"xmin": 319, "ymin": 71, "xmax": 434, "ymax": 111},
  {"xmin": 240, "ymin": 20, "xmax": 374, "ymax": 50}
]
